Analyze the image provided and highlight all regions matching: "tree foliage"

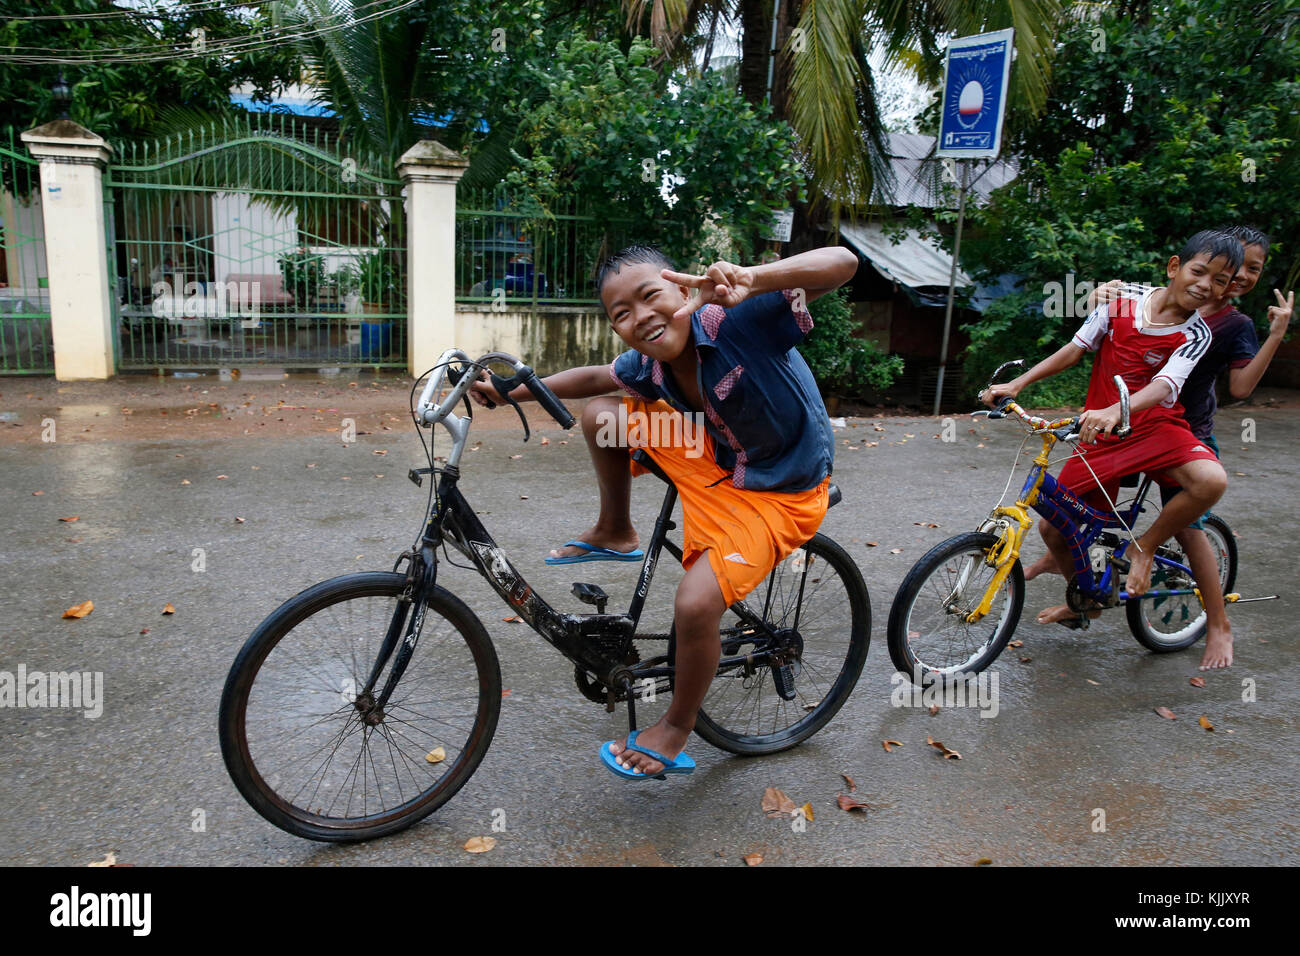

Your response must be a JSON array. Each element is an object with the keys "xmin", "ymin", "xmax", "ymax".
[
  {"xmin": 0, "ymin": 0, "xmax": 299, "ymax": 140},
  {"xmin": 503, "ymin": 36, "xmax": 808, "ymax": 269}
]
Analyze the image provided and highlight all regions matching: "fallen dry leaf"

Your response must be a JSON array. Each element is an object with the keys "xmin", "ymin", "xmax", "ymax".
[
  {"xmin": 139, "ymin": 628, "xmax": 149, "ymax": 635},
  {"xmin": 1008, "ymin": 640, "xmax": 1023, "ymax": 648},
  {"xmin": 217, "ymin": 474, "xmax": 228, "ymax": 480},
  {"xmin": 87, "ymin": 852, "xmax": 116, "ymax": 867},
  {"xmin": 502, "ymin": 615, "xmax": 524, "ymax": 623},
  {"xmin": 837, "ymin": 794, "xmax": 872, "ymax": 813},
  {"xmin": 63, "ymin": 601, "xmax": 93, "ymax": 619},
  {"xmin": 762, "ymin": 787, "xmax": 796, "ymax": 818},
  {"xmin": 425, "ymin": 747, "xmax": 446, "ymax": 763},
  {"xmin": 1154, "ymin": 706, "xmax": 1177, "ymax": 720},
  {"xmin": 889, "ymin": 548, "xmax": 903, "ymax": 554},
  {"xmin": 882, "ymin": 739, "xmax": 903, "ymax": 752},
  {"xmin": 235, "ymin": 516, "xmax": 246, "ymax": 523},
  {"xmin": 975, "ymin": 857, "xmax": 993, "ymax": 866},
  {"xmin": 841, "ymin": 773, "xmax": 857, "ymax": 792},
  {"xmin": 32, "ymin": 490, "xmax": 44, "ymax": 496},
  {"xmin": 162, "ymin": 603, "xmax": 176, "ymax": 615},
  {"xmin": 1086, "ymin": 679, "xmax": 1100, "ymax": 686},
  {"xmin": 796, "ymin": 802, "xmax": 814, "ymax": 821},
  {"xmin": 928, "ymin": 704, "xmax": 940, "ymax": 716},
  {"xmin": 463, "ymin": 836, "xmax": 496, "ymax": 853},
  {"xmin": 501, "ymin": 689, "xmax": 511, "ymax": 698},
  {"xmin": 1189, "ymin": 676, "xmax": 1206, "ymax": 688},
  {"xmin": 1019, "ymin": 657, "xmax": 1032, "ymax": 663},
  {"xmin": 865, "ymin": 541, "xmax": 879, "ymax": 547},
  {"xmin": 540, "ymin": 437, "xmax": 550, "ymax": 445},
  {"xmin": 372, "ymin": 449, "xmax": 387, "ymax": 456},
  {"xmin": 927, "ymin": 735, "xmax": 961, "ymax": 759},
  {"xmin": 58, "ymin": 516, "xmax": 80, "ymax": 523},
  {"xmin": 1198, "ymin": 715, "xmax": 1214, "ymax": 732},
  {"xmin": 509, "ymin": 454, "xmax": 522, "ymax": 460},
  {"xmin": 180, "ymin": 479, "xmax": 191, "ymax": 485},
  {"xmin": 742, "ymin": 852, "xmax": 763, "ymax": 866}
]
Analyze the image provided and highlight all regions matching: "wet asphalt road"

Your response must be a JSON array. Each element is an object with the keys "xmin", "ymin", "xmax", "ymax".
[{"xmin": 1, "ymin": 399, "xmax": 1296, "ymax": 866}]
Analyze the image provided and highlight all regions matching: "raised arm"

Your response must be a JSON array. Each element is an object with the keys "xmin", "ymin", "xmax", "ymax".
[
  {"xmin": 1228, "ymin": 289, "xmax": 1293, "ymax": 399},
  {"xmin": 661, "ymin": 246, "xmax": 859, "ymax": 321}
]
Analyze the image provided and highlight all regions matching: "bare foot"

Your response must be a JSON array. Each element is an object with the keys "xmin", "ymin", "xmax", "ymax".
[
  {"xmin": 1126, "ymin": 546, "xmax": 1154, "ymax": 596},
  {"xmin": 1023, "ymin": 554, "xmax": 1061, "ymax": 582},
  {"xmin": 608, "ymin": 718, "xmax": 691, "ymax": 776},
  {"xmin": 548, "ymin": 525, "xmax": 639, "ymax": 561},
  {"xmin": 1199, "ymin": 620, "xmax": 1234, "ymax": 670},
  {"xmin": 1036, "ymin": 604, "xmax": 1101, "ymax": 626}
]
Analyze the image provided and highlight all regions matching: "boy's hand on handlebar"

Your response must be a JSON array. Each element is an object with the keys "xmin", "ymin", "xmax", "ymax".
[
  {"xmin": 1077, "ymin": 405, "xmax": 1123, "ymax": 442},
  {"xmin": 981, "ymin": 383, "xmax": 1019, "ymax": 408},
  {"xmin": 468, "ymin": 370, "xmax": 503, "ymax": 407}
]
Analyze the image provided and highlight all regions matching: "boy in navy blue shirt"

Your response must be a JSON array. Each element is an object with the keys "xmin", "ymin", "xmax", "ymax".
[{"xmin": 472, "ymin": 244, "xmax": 858, "ymax": 778}]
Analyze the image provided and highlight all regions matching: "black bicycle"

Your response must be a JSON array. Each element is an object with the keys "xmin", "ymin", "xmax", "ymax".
[{"xmin": 219, "ymin": 348, "xmax": 872, "ymax": 842}]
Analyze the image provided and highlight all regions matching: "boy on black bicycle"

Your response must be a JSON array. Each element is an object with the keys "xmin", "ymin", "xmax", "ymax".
[
  {"xmin": 983, "ymin": 231, "xmax": 1241, "ymax": 630},
  {"xmin": 471, "ymin": 244, "xmax": 858, "ymax": 779}
]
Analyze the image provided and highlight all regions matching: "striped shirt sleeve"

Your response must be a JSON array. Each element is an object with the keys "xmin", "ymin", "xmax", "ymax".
[
  {"xmin": 1072, "ymin": 303, "xmax": 1111, "ymax": 351},
  {"xmin": 1153, "ymin": 317, "xmax": 1213, "ymax": 406}
]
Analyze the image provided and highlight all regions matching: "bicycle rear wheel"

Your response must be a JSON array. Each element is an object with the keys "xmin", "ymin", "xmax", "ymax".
[
  {"xmin": 219, "ymin": 572, "xmax": 501, "ymax": 842},
  {"xmin": 887, "ymin": 531, "xmax": 1024, "ymax": 682},
  {"xmin": 692, "ymin": 533, "xmax": 871, "ymax": 756},
  {"xmin": 1126, "ymin": 512, "xmax": 1239, "ymax": 652}
]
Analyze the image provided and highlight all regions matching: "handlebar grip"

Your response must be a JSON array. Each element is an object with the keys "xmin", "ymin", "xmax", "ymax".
[{"xmin": 522, "ymin": 369, "xmax": 577, "ymax": 429}]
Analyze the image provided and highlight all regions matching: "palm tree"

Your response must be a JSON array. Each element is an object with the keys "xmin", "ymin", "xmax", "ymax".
[{"xmin": 621, "ymin": 0, "xmax": 1066, "ymax": 223}]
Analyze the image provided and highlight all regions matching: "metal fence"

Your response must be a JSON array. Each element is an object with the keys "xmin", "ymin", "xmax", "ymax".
[
  {"xmin": 456, "ymin": 185, "xmax": 630, "ymax": 308},
  {"xmin": 107, "ymin": 114, "xmax": 408, "ymax": 370},
  {"xmin": 0, "ymin": 126, "xmax": 54, "ymax": 374}
]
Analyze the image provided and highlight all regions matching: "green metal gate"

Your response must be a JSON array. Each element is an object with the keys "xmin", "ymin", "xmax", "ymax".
[
  {"xmin": 0, "ymin": 127, "xmax": 54, "ymax": 374},
  {"xmin": 107, "ymin": 114, "xmax": 407, "ymax": 370}
]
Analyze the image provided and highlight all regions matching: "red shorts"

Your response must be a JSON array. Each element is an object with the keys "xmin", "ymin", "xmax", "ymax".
[
  {"xmin": 1056, "ymin": 408, "xmax": 1220, "ymax": 508},
  {"xmin": 622, "ymin": 399, "xmax": 829, "ymax": 606}
]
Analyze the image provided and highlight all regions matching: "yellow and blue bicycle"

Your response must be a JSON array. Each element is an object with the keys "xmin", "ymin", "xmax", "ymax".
[{"xmin": 887, "ymin": 361, "xmax": 1270, "ymax": 683}]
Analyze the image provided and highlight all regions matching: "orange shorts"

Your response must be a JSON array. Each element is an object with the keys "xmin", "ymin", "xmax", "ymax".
[{"xmin": 622, "ymin": 398, "xmax": 829, "ymax": 607}]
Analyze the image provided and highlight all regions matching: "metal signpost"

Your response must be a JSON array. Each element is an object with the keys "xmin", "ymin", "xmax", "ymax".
[{"xmin": 933, "ymin": 27, "xmax": 1015, "ymax": 416}]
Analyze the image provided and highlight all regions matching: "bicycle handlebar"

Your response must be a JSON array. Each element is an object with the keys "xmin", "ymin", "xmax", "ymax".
[
  {"xmin": 416, "ymin": 349, "xmax": 576, "ymax": 436},
  {"xmin": 972, "ymin": 367, "xmax": 1133, "ymax": 442}
]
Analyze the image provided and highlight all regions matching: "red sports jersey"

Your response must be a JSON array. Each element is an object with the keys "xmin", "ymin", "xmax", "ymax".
[
  {"xmin": 1071, "ymin": 287, "xmax": 1212, "ymax": 420},
  {"xmin": 1059, "ymin": 288, "xmax": 1219, "ymax": 503}
]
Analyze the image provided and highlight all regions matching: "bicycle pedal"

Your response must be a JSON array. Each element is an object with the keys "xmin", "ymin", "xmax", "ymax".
[
  {"xmin": 571, "ymin": 582, "xmax": 609, "ymax": 614},
  {"xmin": 770, "ymin": 663, "xmax": 797, "ymax": 701}
]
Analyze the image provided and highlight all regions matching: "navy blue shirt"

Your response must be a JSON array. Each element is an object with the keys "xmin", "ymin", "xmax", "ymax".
[
  {"xmin": 1180, "ymin": 306, "xmax": 1259, "ymax": 440},
  {"xmin": 609, "ymin": 290, "xmax": 833, "ymax": 492}
]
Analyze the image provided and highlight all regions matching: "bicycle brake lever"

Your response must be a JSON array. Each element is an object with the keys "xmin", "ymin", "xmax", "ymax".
[{"xmin": 489, "ymin": 372, "xmax": 531, "ymax": 441}]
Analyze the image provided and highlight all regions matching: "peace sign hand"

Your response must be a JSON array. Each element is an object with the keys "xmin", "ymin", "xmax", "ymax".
[
  {"xmin": 661, "ymin": 261, "xmax": 755, "ymax": 323},
  {"xmin": 1267, "ymin": 288, "xmax": 1295, "ymax": 338}
]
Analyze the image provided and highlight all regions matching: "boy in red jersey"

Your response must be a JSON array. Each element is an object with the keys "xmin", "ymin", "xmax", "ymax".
[
  {"xmin": 984, "ymin": 231, "xmax": 1242, "ymax": 626},
  {"xmin": 1023, "ymin": 226, "xmax": 1293, "ymax": 666}
]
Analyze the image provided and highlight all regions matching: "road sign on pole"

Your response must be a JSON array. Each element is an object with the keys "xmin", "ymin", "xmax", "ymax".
[
  {"xmin": 933, "ymin": 28, "xmax": 1014, "ymax": 415},
  {"xmin": 936, "ymin": 28, "xmax": 1015, "ymax": 159}
]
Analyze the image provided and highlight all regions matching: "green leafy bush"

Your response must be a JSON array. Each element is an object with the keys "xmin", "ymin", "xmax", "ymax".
[{"xmin": 799, "ymin": 289, "xmax": 904, "ymax": 397}]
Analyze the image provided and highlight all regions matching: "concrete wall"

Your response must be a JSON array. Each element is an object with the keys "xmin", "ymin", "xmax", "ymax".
[{"xmin": 451, "ymin": 304, "xmax": 622, "ymax": 373}]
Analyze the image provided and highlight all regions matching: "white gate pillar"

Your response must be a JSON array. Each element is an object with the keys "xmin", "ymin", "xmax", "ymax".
[
  {"xmin": 21, "ymin": 119, "xmax": 115, "ymax": 380},
  {"xmin": 397, "ymin": 141, "xmax": 468, "ymax": 376}
]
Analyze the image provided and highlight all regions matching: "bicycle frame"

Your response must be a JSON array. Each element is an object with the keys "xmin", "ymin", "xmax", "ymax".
[{"xmin": 965, "ymin": 431, "xmax": 1200, "ymax": 623}]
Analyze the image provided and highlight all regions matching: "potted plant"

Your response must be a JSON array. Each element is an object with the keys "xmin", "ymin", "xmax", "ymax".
[{"xmin": 354, "ymin": 250, "xmax": 399, "ymax": 358}]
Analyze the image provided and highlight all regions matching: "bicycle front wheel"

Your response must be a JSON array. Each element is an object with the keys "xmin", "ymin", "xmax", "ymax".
[
  {"xmin": 693, "ymin": 533, "xmax": 871, "ymax": 756},
  {"xmin": 1126, "ymin": 512, "xmax": 1239, "ymax": 652},
  {"xmin": 887, "ymin": 531, "xmax": 1024, "ymax": 682},
  {"xmin": 219, "ymin": 572, "xmax": 501, "ymax": 842}
]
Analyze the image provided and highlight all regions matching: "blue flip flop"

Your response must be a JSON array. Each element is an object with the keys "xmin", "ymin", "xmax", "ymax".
[
  {"xmin": 600, "ymin": 730, "xmax": 696, "ymax": 781},
  {"xmin": 545, "ymin": 540, "xmax": 644, "ymax": 565}
]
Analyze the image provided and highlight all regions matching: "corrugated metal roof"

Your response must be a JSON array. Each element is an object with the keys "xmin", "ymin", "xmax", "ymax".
[{"xmin": 872, "ymin": 132, "xmax": 1017, "ymax": 209}]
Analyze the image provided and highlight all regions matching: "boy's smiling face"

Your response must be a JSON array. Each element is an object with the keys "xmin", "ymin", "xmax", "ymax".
[
  {"xmin": 601, "ymin": 261, "xmax": 694, "ymax": 361},
  {"xmin": 1165, "ymin": 251, "xmax": 1235, "ymax": 312},
  {"xmin": 1227, "ymin": 242, "xmax": 1267, "ymax": 298}
]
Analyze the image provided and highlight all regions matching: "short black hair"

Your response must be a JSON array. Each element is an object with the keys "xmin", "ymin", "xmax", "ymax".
[
  {"xmin": 595, "ymin": 244, "xmax": 676, "ymax": 298},
  {"xmin": 1224, "ymin": 224, "xmax": 1270, "ymax": 257},
  {"xmin": 1179, "ymin": 229, "xmax": 1244, "ymax": 275}
]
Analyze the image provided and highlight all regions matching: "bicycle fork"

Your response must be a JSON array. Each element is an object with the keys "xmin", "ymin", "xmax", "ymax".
[
  {"xmin": 964, "ymin": 506, "xmax": 1033, "ymax": 624},
  {"xmin": 355, "ymin": 547, "xmax": 438, "ymax": 724}
]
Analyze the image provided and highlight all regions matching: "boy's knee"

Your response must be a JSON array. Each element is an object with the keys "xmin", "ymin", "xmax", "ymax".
[
  {"xmin": 674, "ymin": 572, "xmax": 726, "ymax": 627},
  {"xmin": 1190, "ymin": 462, "xmax": 1228, "ymax": 502},
  {"xmin": 1037, "ymin": 519, "xmax": 1063, "ymax": 545},
  {"xmin": 582, "ymin": 395, "xmax": 619, "ymax": 431}
]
